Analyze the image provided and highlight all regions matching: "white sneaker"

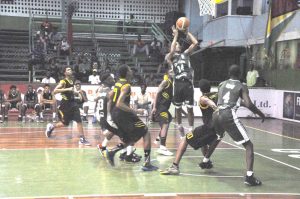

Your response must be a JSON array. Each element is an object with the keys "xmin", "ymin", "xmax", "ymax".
[
  {"xmin": 45, "ymin": 123, "xmax": 54, "ymax": 138},
  {"xmin": 157, "ymin": 146, "xmax": 173, "ymax": 156}
]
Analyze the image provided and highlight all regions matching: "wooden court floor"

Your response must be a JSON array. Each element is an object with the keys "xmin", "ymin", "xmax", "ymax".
[{"xmin": 0, "ymin": 117, "xmax": 299, "ymax": 199}]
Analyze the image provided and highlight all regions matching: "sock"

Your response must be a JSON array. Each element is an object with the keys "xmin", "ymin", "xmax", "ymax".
[
  {"xmin": 126, "ymin": 145, "xmax": 133, "ymax": 155},
  {"xmin": 53, "ymin": 112, "xmax": 56, "ymax": 118},
  {"xmin": 40, "ymin": 112, "xmax": 43, "ymax": 118},
  {"xmin": 111, "ymin": 143, "xmax": 125, "ymax": 153},
  {"xmin": 160, "ymin": 136, "xmax": 166, "ymax": 146},
  {"xmin": 247, "ymin": 171, "xmax": 253, "ymax": 176},
  {"xmin": 203, "ymin": 157, "xmax": 209, "ymax": 163},
  {"xmin": 101, "ymin": 138, "xmax": 108, "ymax": 147},
  {"xmin": 144, "ymin": 149, "xmax": 151, "ymax": 162}
]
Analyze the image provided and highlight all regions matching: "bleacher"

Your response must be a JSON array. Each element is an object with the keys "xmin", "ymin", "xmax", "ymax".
[{"xmin": 0, "ymin": 30, "xmax": 29, "ymax": 81}]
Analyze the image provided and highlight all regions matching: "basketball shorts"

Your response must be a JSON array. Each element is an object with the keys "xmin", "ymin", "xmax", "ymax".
[
  {"xmin": 173, "ymin": 79, "xmax": 194, "ymax": 107},
  {"xmin": 58, "ymin": 101, "xmax": 82, "ymax": 126},
  {"xmin": 186, "ymin": 125, "xmax": 217, "ymax": 150}
]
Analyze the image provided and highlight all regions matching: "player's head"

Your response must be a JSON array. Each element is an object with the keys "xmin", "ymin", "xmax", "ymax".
[
  {"xmin": 140, "ymin": 83, "xmax": 147, "ymax": 95},
  {"xmin": 10, "ymin": 85, "xmax": 17, "ymax": 94},
  {"xmin": 199, "ymin": 79, "xmax": 211, "ymax": 93},
  {"xmin": 118, "ymin": 65, "xmax": 132, "ymax": 79},
  {"xmin": 75, "ymin": 80, "xmax": 81, "ymax": 90},
  {"xmin": 100, "ymin": 72, "xmax": 115, "ymax": 87},
  {"xmin": 228, "ymin": 64, "xmax": 241, "ymax": 79},
  {"xmin": 27, "ymin": 85, "xmax": 33, "ymax": 92},
  {"xmin": 63, "ymin": 66, "xmax": 72, "ymax": 77}
]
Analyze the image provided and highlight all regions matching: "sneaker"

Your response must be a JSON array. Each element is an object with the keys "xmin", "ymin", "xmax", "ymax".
[
  {"xmin": 119, "ymin": 151, "xmax": 126, "ymax": 161},
  {"xmin": 124, "ymin": 153, "xmax": 141, "ymax": 163},
  {"xmin": 102, "ymin": 149, "xmax": 115, "ymax": 166},
  {"xmin": 52, "ymin": 118, "xmax": 57, "ymax": 123},
  {"xmin": 82, "ymin": 116, "xmax": 88, "ymax": 123},
  {"xmin": 141, "ymin": 162, "xmax": 159, "ymax": 171},
  {"xmin": 160, "ymin": 164, "xmax": 180, "ymax": 175},
  {"xmin": 78, "ymin": 137, "xmax": 91, "ymax": 146},
  {"xmin": 0, "ymin": 116, "xmax": 3, "ymax": 123},
  {"xmin": 157, "ymin": 146, "xmax": 173, "ymax": 156},
  {"xmin": 18, "ymin": 116, "xmax": 22, "ymax": 122},
  {"xmin": 244, "ymin": 174, "xmax": 262, "ymax": 186},
  {"xmin": 97, "ymin": 144, "xmax": 105, "ymax": 157},
  {"xmin": 4, "ymin": 116, "xmax": 8, "ymax": 122},
  {"xmin": 45, "ymin": 123, "xmax": 54, "ymax": 138},
  {"xmin": 153, "ymin": 136, "xmax": 160, "ymax": 145},
  {"xmin": 22, "ymin": 116, "xmax": 26, "ymax": 123},
  {"xmin": 199, "ymin": 160, "xmax": 213, "ymax": 169}
]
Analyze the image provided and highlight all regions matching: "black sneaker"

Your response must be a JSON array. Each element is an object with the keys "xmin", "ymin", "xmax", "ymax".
[
  {"xmin": 78, "ymin": 137, "xmax": 91, "ymax": 146},
  {"xmin": 124, "ymin": 153, "xmax": 141, "ymax": 163},
  {"xmin": 244, "ymin": 174, "xmax": 262, "ymax": 186},
  {"xmin": 119, "ymin": 151, "xmax": 126, "ymax": 161},
  {"xmin": 141, "ymin": 162, "xmax": 159, "ymax": 171},
  {"xmin": 199, "ymin": 160, "xmax": 213, "ymax": 169}
]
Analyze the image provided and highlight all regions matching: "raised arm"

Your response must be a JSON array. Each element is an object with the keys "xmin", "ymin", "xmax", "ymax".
[{"xmin": 184, "ymin": 32, "xmax": 198, "ymax": 55}]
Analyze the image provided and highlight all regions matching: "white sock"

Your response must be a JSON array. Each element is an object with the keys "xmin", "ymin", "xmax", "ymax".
[
  {"xmin": 53, "ymin": 112, "xmax": 56, "ymax": 118},
  {"xmin": 40, "ymin": 112, "xmax": 43, "ymax": 118},
  {"xmin": 247, "ymin": 171, "xmax": 253, "ymax": 176},
  {"xmin": 203, "ymin": 157, "xmax": 209, "ymax": 163},
  {"xmin": 101, "ymin": 138, "xmax": 108, "ymax": 147},
  {"xmin": 189, "ymin": 126, "xmax": 194, "ymax": 131},
  {"xmin": 126, "ymin": 145, "xmax": 133, "ymax": 155},
  {"xmin": 160, "ymin": 145, "xmax": 167, "ymax": 150}
]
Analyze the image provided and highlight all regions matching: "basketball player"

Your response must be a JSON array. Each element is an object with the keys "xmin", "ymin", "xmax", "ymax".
[
  {"xmin": 160, "ymin": 79, "xmax": 221, "ymax": 175},
  {"xmin": 39, "ymin": 84, "xmax": 57, "ymax": 122},
  {"xmin": 104, "ymin": 65, "xmax": 158, "ymax": 171},
  {"xmin": 96, "ymin": 73, "xmax": 142, "ymax": 163},
  {"xmin": 213, "ymin": 64, "xmax": 265, "ymax": 186},
  {"xmin": 74, "ymin": 80, "xmax": 89, "ymax": 123},
  {"xmin": 166, "ymin": 25, "xmax": 198, "ymax": 137},
  {"xmin": 21, "ymin": 85, "xmax": 42, "ymax": 122},
  {"xmin": 151, "ymin": 72, "xmax": 173, "ymax": 156},
  {"xmin": 4, "ymin": 85, "xmax": 22, "ymax": 122},
  {"xmin": 45, "ymin": 66, "xmax": 90, "ymax": 146}
]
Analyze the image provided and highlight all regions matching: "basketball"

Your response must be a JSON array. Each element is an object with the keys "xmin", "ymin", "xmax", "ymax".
[{"xmin": 176, "ymin": 17, "xmax": 190, "ymax": 31}]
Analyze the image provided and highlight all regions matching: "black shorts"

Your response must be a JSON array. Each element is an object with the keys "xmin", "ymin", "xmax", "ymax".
[
  {"xmin": 58, "ymin": 101, "xmax": 82, "ymax": 126},
  {"xmin": 173, "ymin": 79, "xmax": 194, "ymax": 107},
  {"xmin": 154, "ymin": 110, "xmax": 172, "ymax": 127},
  {"xmin": 186, "ymin": 125, "xmax": 217, "ymax": 150},
  {"xmin": 112, "ymin": 108, "xmax": 147, "ymax": 144},
  {"xmin": 212, "ymin": 108, "xmax": 249, "ymax": 145}
]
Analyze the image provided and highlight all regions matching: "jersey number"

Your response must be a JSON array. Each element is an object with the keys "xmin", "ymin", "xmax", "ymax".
[
  {"xmin": 222, "ymin": 91, "xmax": 230, "ymax": 103},
  {"xmin": 113, "ymin": 87, "xmax": 118, "ymax": 102},
  {"xmin": 98, "ymin": 98, "xmax": 104, "ymax": 111}
]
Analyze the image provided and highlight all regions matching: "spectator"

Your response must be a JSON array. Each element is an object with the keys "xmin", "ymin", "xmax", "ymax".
[
  {"xmin": 21, "ymin": 85, "xmax": 41, "ymax": 122},
  {"xmin": 3, "ymin": 85, "xmax": 22, "ymax": 122},
  {"xmin": 246, "ymin": 64, "xmax": 259, "ymax": 87},
  {"xmin": 150, "ymin": 37, "xmax": 162, "ymax": 57},
  {"xmin": 134, "ymin": 84, "xmax": 152, "ymax": 116},
  {"xmin": 88, "ymin": 69, "xmax": 101, "ymax": 85},
  {"xmin": 58, "ymin": 37, "xmax": 71, "ymax": 64},
  {"xmin": 132, "ymin": 34, "xmax": 150, "ymax": 58},
  {"xmin": 42, "ymin": 71, "xmax": 57, "ymax": 84},
  {"xmin": 48, "ymin": 26, "xmax": 63, "ymax": 51},
  {"xmin": 39, "ymin": 85, "xmax": 57, "ymax": 122}
]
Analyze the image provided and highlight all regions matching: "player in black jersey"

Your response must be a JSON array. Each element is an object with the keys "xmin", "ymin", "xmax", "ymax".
[
  {"xmin": 45, "ymin": 66, "xmax": 90, "ymax": 146},
  {"xmin": 151, "ymin": 72, "xmax": 173, "ymax": 156},
  {"xmin": 166, "ymin": 26, "xmax": 198, "ymax": 136},
  {"xmin": 160, "ymin": 79, "xmax": 221, "ymax": 175},
  {"xmin": 213, "ymin": 64, "xmax": 265, "ymax": 186},
  {"xmin": 104, "ymin": 65, "xmax": 158, "ymax": 171},
  {"xmin": 3, "ymin": 85, "xmax": 22, "ymax": 121},
  {"xmin": 21, "ymin": 85, "xmax": 41, "ymax": 122},
  {"xmin": 40, "ymin": 84, "xmax": 57, "ymax": 122},
  {"xmin": 74, "ymin": 80, "xmax": 89, "ymax": 123}
]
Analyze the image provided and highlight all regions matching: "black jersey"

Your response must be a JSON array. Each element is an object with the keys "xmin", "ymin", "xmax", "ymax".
[
  {"xmin": 8, "ymin": 91, "xmax": 20, "ymax": 100},
  {"xmin": 25, "ymin": 90, "xmax": 38, "ymax": 102},
  {"xmin": 112, "ymin": 78, "xmax": 131, "ymax": 108},
  {"xmin": 97, "ymin": 87, "xmax": 111, "ymax": 119},
  {"xmin": 60, "ymin": 78, "xmax": 74, "ymax": 102},
  {"xmin": 217, "ymin": 79, "xmax": 244, "ymax": 110},
  {"xmin": 157, "ymin": 79, "xmax": 173, "ymax": 112},
  {"xmin": 199, "ymin": 92, "xmax": 217, "ymax": 127},
  {"xmin": 74, "ymin": 90, "xmax": 87, "ymax": 105},
  {"xmin": 172, "ymin": 52, "xmax": 193, "ymax": 81},
  {"xmin": 43, "ymin": 91, "xmax": 53, "ymax": 100}
]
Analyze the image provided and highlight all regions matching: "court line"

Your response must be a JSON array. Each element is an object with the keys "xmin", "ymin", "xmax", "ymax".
[
  {"xmin": 221, "ymin": 140, "xmax": 300, "ymax": 171},
  {"xmin": 6, "ymin": 192, "xmax": 300, "ymax": 199},
  {"xmin": 245, "ymin": 125, "xmax": 300, "ymax": 141},
  {"xmin": 180, "ymin": 173, "xmax": 243, "ymax": 178}
]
